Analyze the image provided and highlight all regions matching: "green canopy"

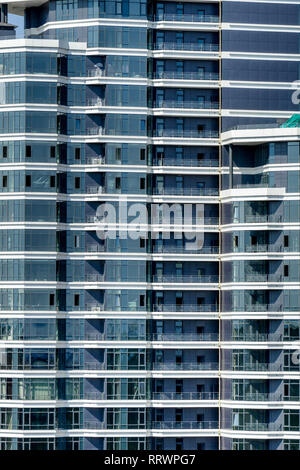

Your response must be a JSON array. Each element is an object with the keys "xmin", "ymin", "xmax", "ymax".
[{"xmin": 280, "ymin": 114, "xmax": 300, "ymax": 128}]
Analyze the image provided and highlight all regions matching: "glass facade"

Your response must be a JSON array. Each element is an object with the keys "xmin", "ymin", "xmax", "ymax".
[{"xmin": 0, "ymin": 0, "xmax": 298, "ymax": 450}]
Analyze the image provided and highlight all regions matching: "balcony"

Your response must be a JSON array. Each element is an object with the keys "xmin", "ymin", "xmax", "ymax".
[
  {"xmin": 233, "ymin": 392, "xmax": 283, "ymax": 402},
  {"xmin": 153, "ymin": 303, "xmax": 218, "ymax": 312},
  {"xmin": 153, "ymin": 14, "xmax": 219, "ymax": 23},
  {"xmin": 152, "ymin": 71, "xmax": 219, "ymax": 81},
  {"xmin": 86, "ymin": 156, "xmax": 105, "ymax": 165},
  {"xmin": 152, "ymin": 100, "xmax": 219, "ymax": 109},
  {"xmin": 232, "ymin": 423, "xmax": 282, "ymax": 432},
  {"xmin": 245, "ymin": 244, "xmax": 283, "ymax": 253},
  {"xmin": 152, "ymin": 391, "xmax": 218, "ymax": 400},
  {"xmin": 87, "ymin": 68, "xmax": 146, "ymax": 79},
  {"xmin": 151, "ymin": 333, "xmax": 218, "ymax": 341},
  {"xmin": 153, "ymin": 157, "xmax": 219, "ymax": 167},
  {"xmin": 152, "ymin": 274, "xmax": 218, "ymax": 283},
  {"xmin": 86, "ymin": 215, "xmax": 219, "ymax": 225},
  {"xmin": 232, "ymin": 333, "xmax": 283, "ymax": 342},
  {"xmin": 152, "ymin": 420, "xmax": 218, "ymax": 430},
  {"xmin": 153, "ymin": 130, "xmax": 219, "ymax": 138},
  {"xmin": 87, "ymin": 97, "xmax": 105, "ymax": 107},
  {"xmin": 153, "ymin": 43, "xmax": 219, "ymax": 52},
  {"xmin": 242, "ymin": 215, "xmax": 283, "ymax": 224},
  {"xmin": 152, "ymin": 245, "xmax": 219, "ymax": 254},
  {"xmin": 152, "ymin": 362, "xmax": 219, "ymax": 371},
  {"xmin": 152, "ymin": 187, "xmax": 218, "ymax": 196}
]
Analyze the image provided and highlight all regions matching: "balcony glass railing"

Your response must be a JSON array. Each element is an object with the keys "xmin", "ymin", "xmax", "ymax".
[
  {"xmin": 153, "ymin": 42, "xmax": 219, "ymax": 52},
  {"xmin": 152, "ymin": 391, "xmax": 218, "ymax": 400},
  {"xmin": 153, "ymin": 420, "xmax": 218, "ymax": 429},
  {"xmin": 153, "ymin": 303, "xmax": 218, "ymax": 312},
  {"xmin": 152, "ymin": 362, "xmax": 219, "ymax": 371},
  {"xmin": 152, "ymin": 245, "xmax": 219, "ymax": 254},
  {"xmin": 152, "ymin": 274, "xmax": 218, "ymax": 283},
  {"xmin": 152, "ymin": 157, "xmax": 219, "ymax": 167},
  {"xmin": 233, "ymin": 392, "xmax": 283, "ymax": 402},
  {"xmin": 232, "ymin": 333, "xmax": 282, "ymax": 342},
  {"xmin": 85, "ymin": 215, "xmax": 219, "ymax": 225},
  {"xmin": 152, "ymin": 100, "xmax": 219, "ymax": 109},
  {"xmin": 232, "ymin": 423, "xmax": 282, "ymax": 432},
  {"xmin": 152, "ymin": 187, "xmax": 218, "ymax": 196},
  {"xmin": 152, "ymin": 71, "xmax": 219, "ymax": 80},
  {"xmin": 153, "ymin": 14, "xmax": 219, "ymax": 23},
  {"xmin": 153, "ymin": 130, "xmax": 219, "ymax": 138}
]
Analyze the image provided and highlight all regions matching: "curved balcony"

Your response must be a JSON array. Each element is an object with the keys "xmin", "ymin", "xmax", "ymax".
[{"xmin": 153, "ymin": 43, "xmax": 219, "ymax": 52}]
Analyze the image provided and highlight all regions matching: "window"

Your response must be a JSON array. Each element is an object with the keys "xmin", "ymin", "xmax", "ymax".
[
  {"xmin": 26, "ymin": 175, "xmax": 31, "ymax": 187},
  {"xmin": 175, "ymin": 409, "xmax": 183, "ymax": 422},
  {"xmin": 197, "ymin": 152, "xmax": 204, "ymax": 161},
  {"xmin": 251, "ymin": 235, "xmax": 257, "ymax": 245},
  {"xmin": 74, "ymin": 294, "xmax": 80, "ymax": 306},
  {"xmin": 234, "ymin": 236, "xmax": 239, "ymax": 248},
  {"xmin": 26, "ymin": 145, "xmax": 31, "ymax": 158},
  {"xmin": 115, "ymin": 148, "xmax": 121, "ymax": 162},
  {"xmin": 140, "ymin": 178, "xmax": 145, "ymax": 190},
  {"xmin": 139, "ymin": 295, "xmax": 145, "ymax": 307},
  {"xmin": 140, "ymin": 148, "xmax": 145, "ymax": 161},
  {"xmin": 50, "ymin": 176, "xmax": 56, "ymax": 188},
  {"xmin": 115, "ymin": 177, "xmax": 121, "ymax": 190},
  {"xmin": 49, "ymin": 294, "xmax": 55, "ymax": 306},
  {"xmin": 75, "ymin": 177, "xmax": 80, "ymax": 189},
  {"xmin": 176, "ymin": 379, "xmax": 183, "ymax": 394},
  {"xmin": 284, "ymin": 265, "xmax": 289, "ymax": 277},
  {"xmin": 284, "ymin": 235, "xmax": 289, "ymax": 247},
  {"xmin": 139, "ymin": 238, "xmax": 145, "ymax": 249},
  {"xmin": 175, "ymin": 438, "xmax": 183, "ymax": 451},
  {"xmin": 2, "ymin": 175, "xmax": 7, "ymax": 188},
  {"xmin": 2, "ymin": 146, "xmax": 7, "ymax": 158},
  {"xmin": 74, "ymin": 235, "xmax": 80, "ymax": 248},
  {"xmin": 50, "ymin": 146, "xmax": 56, "ymax": 159},
  {"xmin": 75, "ymin": 147, "xmax": 80, "ymax": 160}
]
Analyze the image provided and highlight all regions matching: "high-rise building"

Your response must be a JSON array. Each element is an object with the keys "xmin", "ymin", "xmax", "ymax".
[{"xmin": 0, "ymin": 0, "xmax": 299, "ymax": 451}]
